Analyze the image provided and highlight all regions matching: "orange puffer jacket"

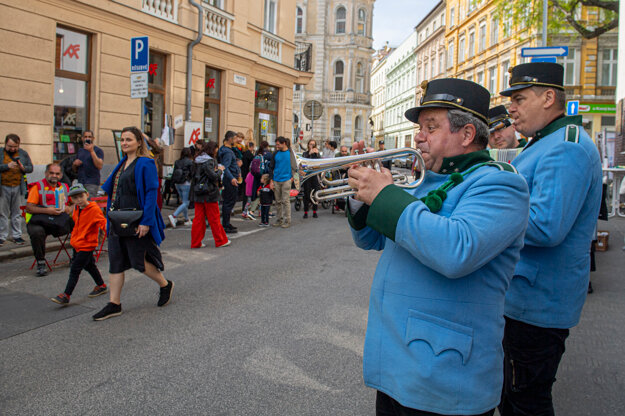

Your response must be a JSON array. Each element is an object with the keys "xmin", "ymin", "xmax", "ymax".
[{"xmin": 70, "ymin": 201, "xmax": 107, "ymax": 251}]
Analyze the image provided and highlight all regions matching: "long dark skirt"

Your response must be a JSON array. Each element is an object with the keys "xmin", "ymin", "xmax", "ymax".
[{"xmin": 108, "ymin": 232, "xmax": 164, "ymax": 274}]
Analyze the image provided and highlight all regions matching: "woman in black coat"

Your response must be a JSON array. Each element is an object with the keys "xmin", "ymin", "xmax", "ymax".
[
  {"xmin": 302, "ymin": 139, "xmax": 321, "ymax": 218},
  {"xmin": 190, "ymin": 141, "xmax": 230, "ymax": 248}
]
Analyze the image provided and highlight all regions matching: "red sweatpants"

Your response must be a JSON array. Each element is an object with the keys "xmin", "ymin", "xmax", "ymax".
[{"xmin": 191, "ymin": 202, "xmax": 228, "ymax": 248}]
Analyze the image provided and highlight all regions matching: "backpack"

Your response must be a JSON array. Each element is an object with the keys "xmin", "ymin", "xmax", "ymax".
[
  {"xmin": 250, "ymin": 155, "xmax": 263, "ymax": 176},
  {"xmin": 171, "ymin": 168, "xmax": 184, "ymax": 184}
]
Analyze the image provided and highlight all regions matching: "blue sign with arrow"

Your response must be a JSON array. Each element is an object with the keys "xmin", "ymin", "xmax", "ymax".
[
  {"xmin": 521, "ymin": 46, "xmax": 569, "ymax": 58},
  {"xmin": 567, "ymin": 100, "xmax": 579, "ymax": 116}
]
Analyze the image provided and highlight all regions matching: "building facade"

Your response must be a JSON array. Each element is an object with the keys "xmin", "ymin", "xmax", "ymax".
[
  {"xmin": 370, "ymin": 44, "xmax": 392, "ymax": 149},
  {"xmin": 1, "ymin": 0, "xmax": 311, "ymax": 167},
  {"xmin": 445, "ymin": 0, "xmax": 617, "ymax": 140},
  {"xmin": 415, "ymin": 1, "xmax": 447, "ymax": 113},
  {"xmin": 293, "ymin": 0, "xmax": 375, "ymax": 147},
  {"xmin": 383, "ymin": 30, "xmax": 418, "ymax": 150}
]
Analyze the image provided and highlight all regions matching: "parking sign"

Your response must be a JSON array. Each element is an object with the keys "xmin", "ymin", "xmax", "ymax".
[{"xmin": 131, "ymin": 36, "xmax": 149, "ymax": 73}]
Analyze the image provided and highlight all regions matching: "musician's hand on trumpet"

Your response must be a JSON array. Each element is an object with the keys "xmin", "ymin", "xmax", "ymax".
[{"xmin": 347, "ymin": 164, "xmax": 395, "ymax": 206}]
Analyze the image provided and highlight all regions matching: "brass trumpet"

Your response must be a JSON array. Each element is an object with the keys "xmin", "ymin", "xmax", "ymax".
[{"xmin": 296, "ymin": 148, "xmax": 426, "ymax": 203}]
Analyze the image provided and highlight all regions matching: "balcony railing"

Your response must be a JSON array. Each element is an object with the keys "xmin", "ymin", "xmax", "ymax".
[
  {"xmin": 329, "ymin": 92, "xmax": 345, "ymax": 103},
  {"xmin": 261, "ymin": 31, "xmax": 282, "ymax": 63},
  {"xmin": 294, "ymin": 42, "xmax": 312, "ymax": 72},
  {"xmin": 203, "ymin": 3, "xmax": 233, "ymax": 43},
  {"xmin": 142, "ymin": 0, "xmax": 178, "ymax": 23}
]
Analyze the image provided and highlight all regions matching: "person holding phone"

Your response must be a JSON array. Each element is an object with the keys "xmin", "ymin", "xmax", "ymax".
[{"xmin": 73, "ymin": 130, "xmax": 104, "ymax": 197}]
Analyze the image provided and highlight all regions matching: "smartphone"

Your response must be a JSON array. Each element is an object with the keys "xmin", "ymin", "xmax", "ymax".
[{"xmin": 85, "ymin": 139, "xmax": 92, "ymax": 144}]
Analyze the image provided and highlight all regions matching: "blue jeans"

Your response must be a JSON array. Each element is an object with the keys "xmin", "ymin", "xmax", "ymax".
[{"xmin": 173, "ymin": 184, "xmax": 190, "ymax": 220}]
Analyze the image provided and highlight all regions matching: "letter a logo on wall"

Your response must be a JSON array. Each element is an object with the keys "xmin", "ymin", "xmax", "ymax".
[{"xmin": 184, "ymin": 122, "xmax": 203, "ymax": 147}]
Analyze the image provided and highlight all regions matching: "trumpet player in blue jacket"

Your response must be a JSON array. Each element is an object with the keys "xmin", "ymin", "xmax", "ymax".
[
  {"xmin": 346, "ymin": 79, "xmax": 530, "ymax": 416},
  {"xmin": 498, "ymin": 63, "xmax": 602, "ymax": 416}
]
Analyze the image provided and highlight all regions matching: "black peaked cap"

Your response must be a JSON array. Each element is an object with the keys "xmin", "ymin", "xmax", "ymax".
[
  {"xmin": 500, "ymin": 62, "xmax": 564, "ymax": 96},
  {"xmin": 405, "ymin": 78, "xmax": 490, "ymax": 124},
  {"xmin": 488, "ymin": 105, "xmax": 510, "ymax": 127}
]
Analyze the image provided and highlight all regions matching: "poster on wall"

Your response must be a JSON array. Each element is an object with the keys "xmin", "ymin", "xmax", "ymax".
[
  {"xmin": 204, "ymin": 117, "xmax": 212, "ymax": 133},
  {"xmin": 184, "ymin": 122, "xmax": 203, "ymax": 147}
]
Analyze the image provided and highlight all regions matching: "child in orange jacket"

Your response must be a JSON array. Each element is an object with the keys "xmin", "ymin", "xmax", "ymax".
[{"xmin": 51, "ymin": 184, "xmax": 107, "ymax": 305}]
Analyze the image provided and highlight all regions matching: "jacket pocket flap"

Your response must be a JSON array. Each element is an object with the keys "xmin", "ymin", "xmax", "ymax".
[
  {"xmin": 405, "ymin": 310, "xmax": 473, "ymax": 365},
  {"xmin": 514, "ymin": 261, "xmax": 539, "ymax": 286}
]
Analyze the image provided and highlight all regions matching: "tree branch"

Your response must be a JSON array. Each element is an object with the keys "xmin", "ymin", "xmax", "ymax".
[{"xmin": 580, "ymin": 0, "xmax": 619, "ymax": 12}]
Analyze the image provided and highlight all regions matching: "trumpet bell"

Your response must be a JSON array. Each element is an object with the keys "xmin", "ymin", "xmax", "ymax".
[{"xmin": 296, "ymin": 148, "xmax": 427, "ymax": 203}]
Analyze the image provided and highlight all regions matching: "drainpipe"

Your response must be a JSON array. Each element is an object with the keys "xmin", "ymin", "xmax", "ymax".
[{"xmin": 186, "ymin": 0, "xmax": 204, "ymax": 121}]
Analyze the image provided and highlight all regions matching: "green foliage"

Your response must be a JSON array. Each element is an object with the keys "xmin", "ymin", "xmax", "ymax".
[{"xmin": 492, "ymin": 0, "xmax": 619, "ymax": 39}]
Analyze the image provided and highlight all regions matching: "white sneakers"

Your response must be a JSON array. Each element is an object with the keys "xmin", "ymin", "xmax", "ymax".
[
  {"xmin": 168, "ymin": 214, "xmax": 177, "ymax": 229},
  {"xmin": 220, "ymin": 240, "xmax": 232, "ymax": 247}
]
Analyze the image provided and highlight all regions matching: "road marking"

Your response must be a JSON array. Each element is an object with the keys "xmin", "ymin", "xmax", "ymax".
[
  {"xmin": 0, "ymin": 274, "xmax": 31, "ymax": 288},
  {"xmin": 297, "ymin": 322, "xmax": 364, "ymax": 357},
  {"xmin": 243, "ymin": 347, "xmax": 335, "ymax": 392}
]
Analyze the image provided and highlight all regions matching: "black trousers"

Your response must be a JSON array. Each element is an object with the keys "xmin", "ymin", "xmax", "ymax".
[
  {"xmin": 499, "ymin": 317, "xmax": 569, "ymax": 416},
  {"xmin": 376, "ymin": 391, "xmax": 494, "ymax": 416},
  {"xmin": 302, "ymin": 179, "xmax": 319, "ymax": 212},
  {"xmin": 221, "ymin": 181, "xmax": 238, "ymax": 228},
  {"xmin": 27, "ymin": 222, "xmax": 50, "ymax": 261},
  {"xmin": 64, "ymin": 250, "xmax": 104, "ymax": 296}
]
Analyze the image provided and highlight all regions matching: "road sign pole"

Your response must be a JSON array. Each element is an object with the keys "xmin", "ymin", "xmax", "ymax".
[{"xmin": 141, "ymin": 98, "xmax": 145, "ymax": 132}]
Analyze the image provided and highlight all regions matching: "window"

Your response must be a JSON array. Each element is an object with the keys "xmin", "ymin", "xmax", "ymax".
[
  {"xmin": 503, "ymin": 17, "xmax": 512, "ymax": 38},
  {"xmin": 423, "ymin": 62, "xmax": 428, "ymax": 80},
  {"xmin": 426, "ymin": 28, "xmax": 429, "ymax": 38},
  {"xmin": 490, "ymin": 17, "xmax": 499, "ymax": 46},
  {"xmin": 334, "ymin": 60, "xmax": 344, "ymax": 91},
  {"xmin": 204, "ymin": 67, "xmax": 221, "ymax": 142},
  {"xmin": 447, "ymin": 42, "xmax": 454, "ymax": 68},
  {"xmin": 501, "ymin": 60, "xmax": 510, "ymax": 90},
  {"xmin": 449, "ymin": 7, "xmax": 455, "ymax": 27},
  {"xmin": 144, "ymin": 51, "xmax": 167, "ymax": 141},
  {"xmin": 439, "ymin": 52, "xmax": 445, "ymax": 75},
  {"xmin": 468, "ymin": 30, "xmax": 475, "ymax": 58},
  {"xmin": 332, "ymin": 115, "xmax": 342, "ymax": 140},
  {"xmin": 557, "ymin": 49, "xmax": 578, "ymax": 85},
  {"xmin": 254, "ymin": 82, "xmax": 279, "ymax": 145},
  {"xmin": 357, "ymin": 8, "xmax": 366, "ymax": 36},
  {"xmin": 477, "ymin": 71, "xmax": 484, "ymax": 86},
  {"xmin": 296, "ymin": 7, "xmax": 303, "ymax": 34},
  {"xmin": 54, "ymin": 26, "xmax": 90, "ymax": 162},
  {"xmin": 335, "ymin": 6, "xmax": 346, "ymax": 34},
  {"xmin": 206, "ymin": 0, "xmax": 223, "ymax": 9},
  {"xmin": 264, "ymin": 0, "xmax": 277, "ymax": 34},
  {"xmin": 600, "ymin": 48, "xmax": 617, "ymax": 86},
  {"xmin": 431, "ymin": 56, "xmax": 436, "ymax": 78},
  {"xmin": 458, "ymin": 36, "xmax": 465, "ymax": 63},
  {"xmin": 356, "ymin": 62, "xmax": 364, "ymax": 93},
  {"xmin": 479, "ymin": 23, "xmax": 486, "ymax": 52},
  {"xmin": 488, "ymin": 66, "xmax": 496, "ymax": 94},
  {"xmin": 354, "ymin": 116, "xmax": 363, "ymax": 140}
]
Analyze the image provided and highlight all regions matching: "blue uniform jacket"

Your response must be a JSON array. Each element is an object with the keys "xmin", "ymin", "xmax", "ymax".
[
  {"xmin": 102, "ymin": 156, "xmax": 166, "ymax": 245},
  {"xmin": 507, "ymin": 115, "xmax": 602, "ymax": 328},
  {"xmin": 349, "ymin": 152, "xmax": 529, "ymax": 414}
]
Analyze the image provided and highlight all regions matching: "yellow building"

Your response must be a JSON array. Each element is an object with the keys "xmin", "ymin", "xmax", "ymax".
[
  {"xmin": 0, "ymin": 0, "xmax": 311, "ymax": 167},
  {"xmin": 444, "ymin": 0, "xmax": 617, "ymax": 139}
]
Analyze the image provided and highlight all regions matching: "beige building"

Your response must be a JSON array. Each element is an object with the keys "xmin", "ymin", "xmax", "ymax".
[
  {"xmin": 370, "ymin": 44, "xmax": 392, "ymax": 149},
  {"xmin": 415, "ymin": 1, "xmax": 447, "ymax": 105},
  {"xmin": 0, "ymin": 0, "xmax": 311, "ymax": 167},
  {"xmin": 293, "ymin": 0, "xmax": 375, "ymax": 147}
]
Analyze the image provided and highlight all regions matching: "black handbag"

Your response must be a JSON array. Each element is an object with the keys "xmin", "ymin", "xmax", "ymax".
[
  {"xmin": 108, "ymin": 163, "xmax": 143, "ymax": 237},
  {"xmin": 108, "ymin": 208, "xmax": 143, "ymax": 237},
  {"xmin": 29, "ymin": 212, "xmax": 74, "ymax": 237}
]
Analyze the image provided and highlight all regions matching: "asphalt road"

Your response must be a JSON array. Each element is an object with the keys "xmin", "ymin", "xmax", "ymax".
[{"xmin": 0, "ymin": 207, "xmax": 623, "ymax": 415}]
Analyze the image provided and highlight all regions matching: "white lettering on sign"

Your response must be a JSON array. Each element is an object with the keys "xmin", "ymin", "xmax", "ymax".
[{"xmin": 234, "ymin": 74, "xmax": 247, "ymax": 85}]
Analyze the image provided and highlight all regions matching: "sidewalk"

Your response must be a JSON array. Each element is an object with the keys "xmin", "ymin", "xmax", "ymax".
[{"xmin": 0, "ymin": 200, "xmax": 245, "ymax": 263}]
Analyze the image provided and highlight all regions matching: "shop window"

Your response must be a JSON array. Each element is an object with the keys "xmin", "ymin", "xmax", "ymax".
[
  {"xmin": 143, "ymin": 51, "xmax": 166, "ymax": 140},
  {"xmin": 254, "ymin": 82, "xmax": 279, "ymax": 145},
  {"xmin": 332, "ymin": 115, "xmax": 341, "ymax": 140},
  {"xmin": 53, "ymin": 26, "xmax": 90, "ymax": 161},
  {"xmin": 335, "ymin": 6, "xmax": 346, "ymax": 34},
  {"xmin": 204, "ymin": 67, "xmax": 222, "ymax": 142}
]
